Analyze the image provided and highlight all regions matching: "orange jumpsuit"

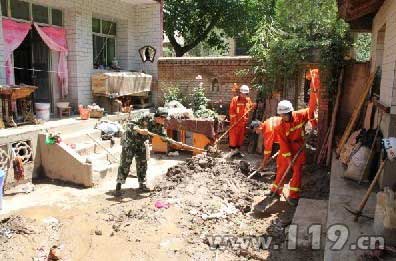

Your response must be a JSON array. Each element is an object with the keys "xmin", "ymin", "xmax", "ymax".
[
  {"xmin": 272, "ymin": 108, "xmax": 313, "ymax": 199},
  {"xmin": 260, "ymin": 117, "xmax": 291, "ymax": 198},
  {"xmin": 308, "ymin": 69, "xmax": 320, "ymax": 128},
  {"xmin": 229, "ymin": 96, "xmax": 252, "ymax": 148},
  {"xmin": 261, "ymin": 116, "xmax": 282, "ymax": 161}
]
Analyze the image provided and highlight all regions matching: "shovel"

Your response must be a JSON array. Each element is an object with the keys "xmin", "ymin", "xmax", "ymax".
[{"xmin": 210, "ymin": 105, "xmax": 255, "ymax": 152}]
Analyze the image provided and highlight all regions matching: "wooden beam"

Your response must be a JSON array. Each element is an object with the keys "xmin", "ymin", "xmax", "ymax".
[
  {"xmin": 336, "ymin": 72, "xmax": 375, "ymax": 156},
  {"xmin": 373, "ymin": 98, "xmax": 391, "ymax": 114}
]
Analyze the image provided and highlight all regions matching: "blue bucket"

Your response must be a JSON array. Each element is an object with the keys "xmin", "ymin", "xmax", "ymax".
[{"xmin": 0, "ymin": 170, "xmax": 4, "ymax": 210}]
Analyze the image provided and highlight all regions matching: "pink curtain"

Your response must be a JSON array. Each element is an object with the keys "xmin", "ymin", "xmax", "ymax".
[
  {"xmin": 2, "ymin": 19, "xmax": 31, "ymax": 85},
  {"xmin": 34, "ymin": 23, "xmax": 68, "ymax": 97}
]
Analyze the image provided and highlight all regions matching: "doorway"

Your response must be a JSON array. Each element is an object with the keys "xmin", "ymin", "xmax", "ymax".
[{"xmin": 13, "ymin": 28, "xmax": 52, "ymax": 109}]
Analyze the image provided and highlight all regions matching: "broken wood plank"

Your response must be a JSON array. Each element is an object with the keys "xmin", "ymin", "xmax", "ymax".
[
  {"xmin": 336, "ymin": 72, "xmax": 375, "ymax": 156},
  {"xmin": 326, "ymin": 68, "xmax": 344, "ymax": 167},
  {"xmin": 363, "ymin": 100, "xmax": 374, "ymax": 130}
]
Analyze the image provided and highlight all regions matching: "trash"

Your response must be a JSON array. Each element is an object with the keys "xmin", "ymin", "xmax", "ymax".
[
  {"xmin": 20, "ymin": 183, "xmax": 35, "ymax": 194},
  {"xmin": 201, "ymin": 203, "xmax": 238, "ymax": 220},
  {"xmin": 13, "ymin": 157, "xmax": 24, "ymax": 181},
  {"xmin": 344, "ymin": 145, "xmax": 370, "ymax": 181},
  {"xmin": 48, "ymin": 245, "xmax": 61, "ymax": 261},
  {"xmin": 189, "ymin": 209, "xmax": 199, "ymax": 216},
  {"xmin": 154, "ymin": 200, "xmax": 170, "ymax": 209},
  {"xmin": 43, "ymin": 217, "xmax": 59, "ymax": 226},
  {"xmin": 198, "ymin": 159, "xmax": 208, "ymax": 168},
  {"xmin": 96, "ymin": 120, "xmax": 121, "ymax": 136},
  {"xmin": 95, "ymin": 229, "xmax": 102, "ymax": 236},
  {"xmin": 45, "ymin": 133, "xmax": 62, "ymax": 145},
  {"xmin": 168, "ymin": 151, "xmax": 179, "ymax": 157},
  {"xmin": 0, "ymin": 228, "xmax": 12, "ymax": 239}
]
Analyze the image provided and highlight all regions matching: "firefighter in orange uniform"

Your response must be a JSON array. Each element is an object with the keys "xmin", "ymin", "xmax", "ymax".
[
  {"xmin": 272, "ymin": 100, "xmax": 316, "ymax": 206},
  {"xmin": 227, "ymin": 85, "xmax": 253, "ymax": 158},
  {"xmin": 252, "ymin": 116, "xmax": 282, "ymax": 169},
  {"xmin": 307, "ymin": 69, "xmax": 321, "ymax": 128}
]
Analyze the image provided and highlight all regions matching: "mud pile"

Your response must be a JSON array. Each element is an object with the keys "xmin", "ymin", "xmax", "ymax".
[{"xmin": 156, "ymin": 154, "xmax": 290, "ymax": 259}]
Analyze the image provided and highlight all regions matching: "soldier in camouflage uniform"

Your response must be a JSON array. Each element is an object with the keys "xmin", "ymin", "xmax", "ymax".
[{"xmin": 115, "ymin": 114, "xmax": 165, "ymax": 194}]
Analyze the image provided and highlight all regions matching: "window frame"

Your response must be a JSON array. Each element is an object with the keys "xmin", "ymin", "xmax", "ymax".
[
  {"xmin": 1, "ymin": 0, "xmax": 63, "ymax": 27},
  {"xmin": 92, "ymin": 17, "xmax": 117, "ymax": 69}
]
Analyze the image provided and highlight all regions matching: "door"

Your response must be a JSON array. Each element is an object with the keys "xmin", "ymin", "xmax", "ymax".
[
  {"xmin": 31, "ymin": 30, "xmax": 51, "ymax": 105},
  {"xmin": 13, "ymin": 29, "xmax": 51, "ymax": 107}
]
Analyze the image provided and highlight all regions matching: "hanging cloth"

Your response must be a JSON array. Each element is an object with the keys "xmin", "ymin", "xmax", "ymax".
[
  {"xmin": 33, "ymin": 23, "xmax": 69, "ymax": 97},
  {"xmin": 2, "ymin": 19, "xmax": 32, "ymax": 85}
]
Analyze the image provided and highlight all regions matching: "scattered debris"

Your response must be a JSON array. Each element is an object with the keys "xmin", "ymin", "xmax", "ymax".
[
  {"xmin": 168, "ymin": 151, "xmax": 179, "ymax": 157},
  {"xmin": 154, "ymin": 200, "xmax": 170, "ymax": 209},
  {"xmin": 48, "ymin": 245, "xmax": 62, "ymax": 261},
  {"xmin": 0, "ymin": 216, "xmax": 35, "ymax": 240}
]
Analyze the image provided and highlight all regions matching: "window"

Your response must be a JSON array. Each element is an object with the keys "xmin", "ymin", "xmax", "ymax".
[
  {"xmin": 212, "ymin": 78, "xmax": 219, "ymax": 92},
  {"xmin": 1, "ymin": 0, "xmax": 63, "ymax": 26},
  {"xmin": 92, "ymin": 18, "xmax": 117, "ymax": 69},
  {"xmin": 1, "ymin": 0, "xmax": 8, "ymax": 16},
  {"xmin": 51, "ymin": 9, "xmax": 63, "ymax": 27},
  {"xmin": 10, "ymin": 0, "xmax": 29, "ymax": 20},
  {"xmin": 32, "ymin": 4, "xmax": 48, "ymax": 24}
]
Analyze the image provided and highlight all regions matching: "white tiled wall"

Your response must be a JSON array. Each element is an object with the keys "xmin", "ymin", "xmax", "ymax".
[{"xmin": 0, "ymin": 0, "xmax": 162, "ymax": 105}]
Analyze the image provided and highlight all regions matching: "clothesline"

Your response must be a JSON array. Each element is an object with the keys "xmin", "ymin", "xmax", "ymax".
[{"xmin": 0, "ymin": 63, "xmax": 152, "ymax": 76}]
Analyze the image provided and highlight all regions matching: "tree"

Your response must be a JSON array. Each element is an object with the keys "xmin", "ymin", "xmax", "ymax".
[
  {"xmin": 249, "ymin": 0, "xmax": 351, "ymax": 95},
  {"xmin": 164, "ymin": 0, "xmax": 273, "ymax": 57},
  {"xmin": 354, "ymin": 33, "xmax": 372, "ymax": 62}
]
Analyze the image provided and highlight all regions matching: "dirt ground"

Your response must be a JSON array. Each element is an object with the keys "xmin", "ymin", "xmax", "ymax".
[{"xmin": 0, "ymin": 150, "xmax": 329, "ymax": 261}]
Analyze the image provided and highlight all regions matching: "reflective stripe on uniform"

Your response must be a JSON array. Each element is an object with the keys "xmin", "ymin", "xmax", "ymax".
[
  {"xmin": 289, "ymin": 187, "xmax": 300, "ymax": 192},
  {"xmin": 286, "ymin": 122, "xmax": 305, "ymax": 136},
  {"xmin": 264, "ymin": 150, "xmax": 271, "ymax": 155},
  {"xmin": 230, "ymin": 115, "xmax": 236, "ymax": 118},
  {"xmin": 282, "ymin": 152, "xmax": 291, "ymax": 157}
]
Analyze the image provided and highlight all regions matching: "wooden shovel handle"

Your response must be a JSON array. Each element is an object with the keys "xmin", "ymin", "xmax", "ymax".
[{"xmin": 355, "ymin": 160, "xmax": 386, "ymax": 220}]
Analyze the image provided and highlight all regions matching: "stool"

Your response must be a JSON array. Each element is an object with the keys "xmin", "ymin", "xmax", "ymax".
[{"xmin": 57, "ymin": 107, "xmax": 71, "ymax": 118}]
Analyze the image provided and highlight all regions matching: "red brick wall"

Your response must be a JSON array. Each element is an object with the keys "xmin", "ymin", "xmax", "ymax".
[
  {"xmin": 156, "ymin": 57, "xmax": 255, "ymax": 107},
  {"xmin": 318, "ymin": 76, "xmax": 329, "ymax": 149}
]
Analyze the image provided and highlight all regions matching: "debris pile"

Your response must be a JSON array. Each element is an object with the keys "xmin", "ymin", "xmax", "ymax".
[
  {"xmin": 0, "ymin": 215, "xmax": 35, "ymax": 242},
  {"xmin": 157, "ymin": 154, "xmax": 289, "ymax": 258}
]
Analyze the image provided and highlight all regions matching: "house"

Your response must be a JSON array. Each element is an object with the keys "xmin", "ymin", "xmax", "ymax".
[
  {"xmin": 0, "ymin": 0, "xmax": 163, "ymax": 112},
  {"xmin": 338, "ymin": 0, "xmax": 395, "ymax": 188}
]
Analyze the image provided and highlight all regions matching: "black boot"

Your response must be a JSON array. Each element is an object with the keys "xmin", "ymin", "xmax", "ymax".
[
  {"xmin": 287, "ymin": 197, "xmax": 299, "ymax": 207},
  {"xmin": 115, "ymin": 183, "xmax": 122, "ymax": 196},
  {"xmin": 139, "ymin": 182, "xmax": 150, "ymax": 192}
]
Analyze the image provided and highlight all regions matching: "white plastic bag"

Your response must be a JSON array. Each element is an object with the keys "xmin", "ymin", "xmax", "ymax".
[{"xmin": 344, "ymin": 146, "xmax": 370, "ymax": 181}]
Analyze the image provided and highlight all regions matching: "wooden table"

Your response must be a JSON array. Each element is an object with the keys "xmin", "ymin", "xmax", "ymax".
[{"xmin": 0, "ymin": 85, "xmax": 38, "ymax": 127}]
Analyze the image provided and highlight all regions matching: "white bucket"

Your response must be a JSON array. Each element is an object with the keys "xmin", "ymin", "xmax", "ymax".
[{"xmin": 35, "ymin": 103, "xmax": 51, "ymax": 121}]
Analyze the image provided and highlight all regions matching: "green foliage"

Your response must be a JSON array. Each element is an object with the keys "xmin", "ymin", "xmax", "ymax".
[
  {"xmin": 194, "ymin": 105, "xmax": 218, "ymax": 119},
  {"xmin": 250, "ymin": 0, "xmax": 352, "ymax": 95},
  {"xmin": 190, "ymin": 84, "xmax": 209, "ymax": 112},
  {"xmin": 354, "ymin": 33, "xmax": 372, "ymax": 62},
  {"xmin": 164, "ymin": 0, "xmax": 272, "ymax": 57},
  {"xmin": 164, "ymin": 86, "xmax": 185, "ymax": 104},
  {"xmin": 187, "ymin": 83, "xmax": 218, "ymax": 119}
]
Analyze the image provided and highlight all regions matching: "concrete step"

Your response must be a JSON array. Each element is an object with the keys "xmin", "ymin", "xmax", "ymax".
[
  {"xmin": 74, "ymin": 140, "xmax": 110, "ymax": 156},
  {"xmin": 92, "ymin": 161, "xmax": 118, "ymax": 183},
  {"xmin": 84, "ymin": 146, "xmax": 122, "ymax": 164},
  {"xmin": 62, "ymin": 129, "xmax": 102, "ymax": 144},
  {"xmin": 47, "ymin": 118, "xmax": 100, "ymax": 135},
  {"xmin": 73, "ymin": 137, "xmax": 122, "ymax": 156}
]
